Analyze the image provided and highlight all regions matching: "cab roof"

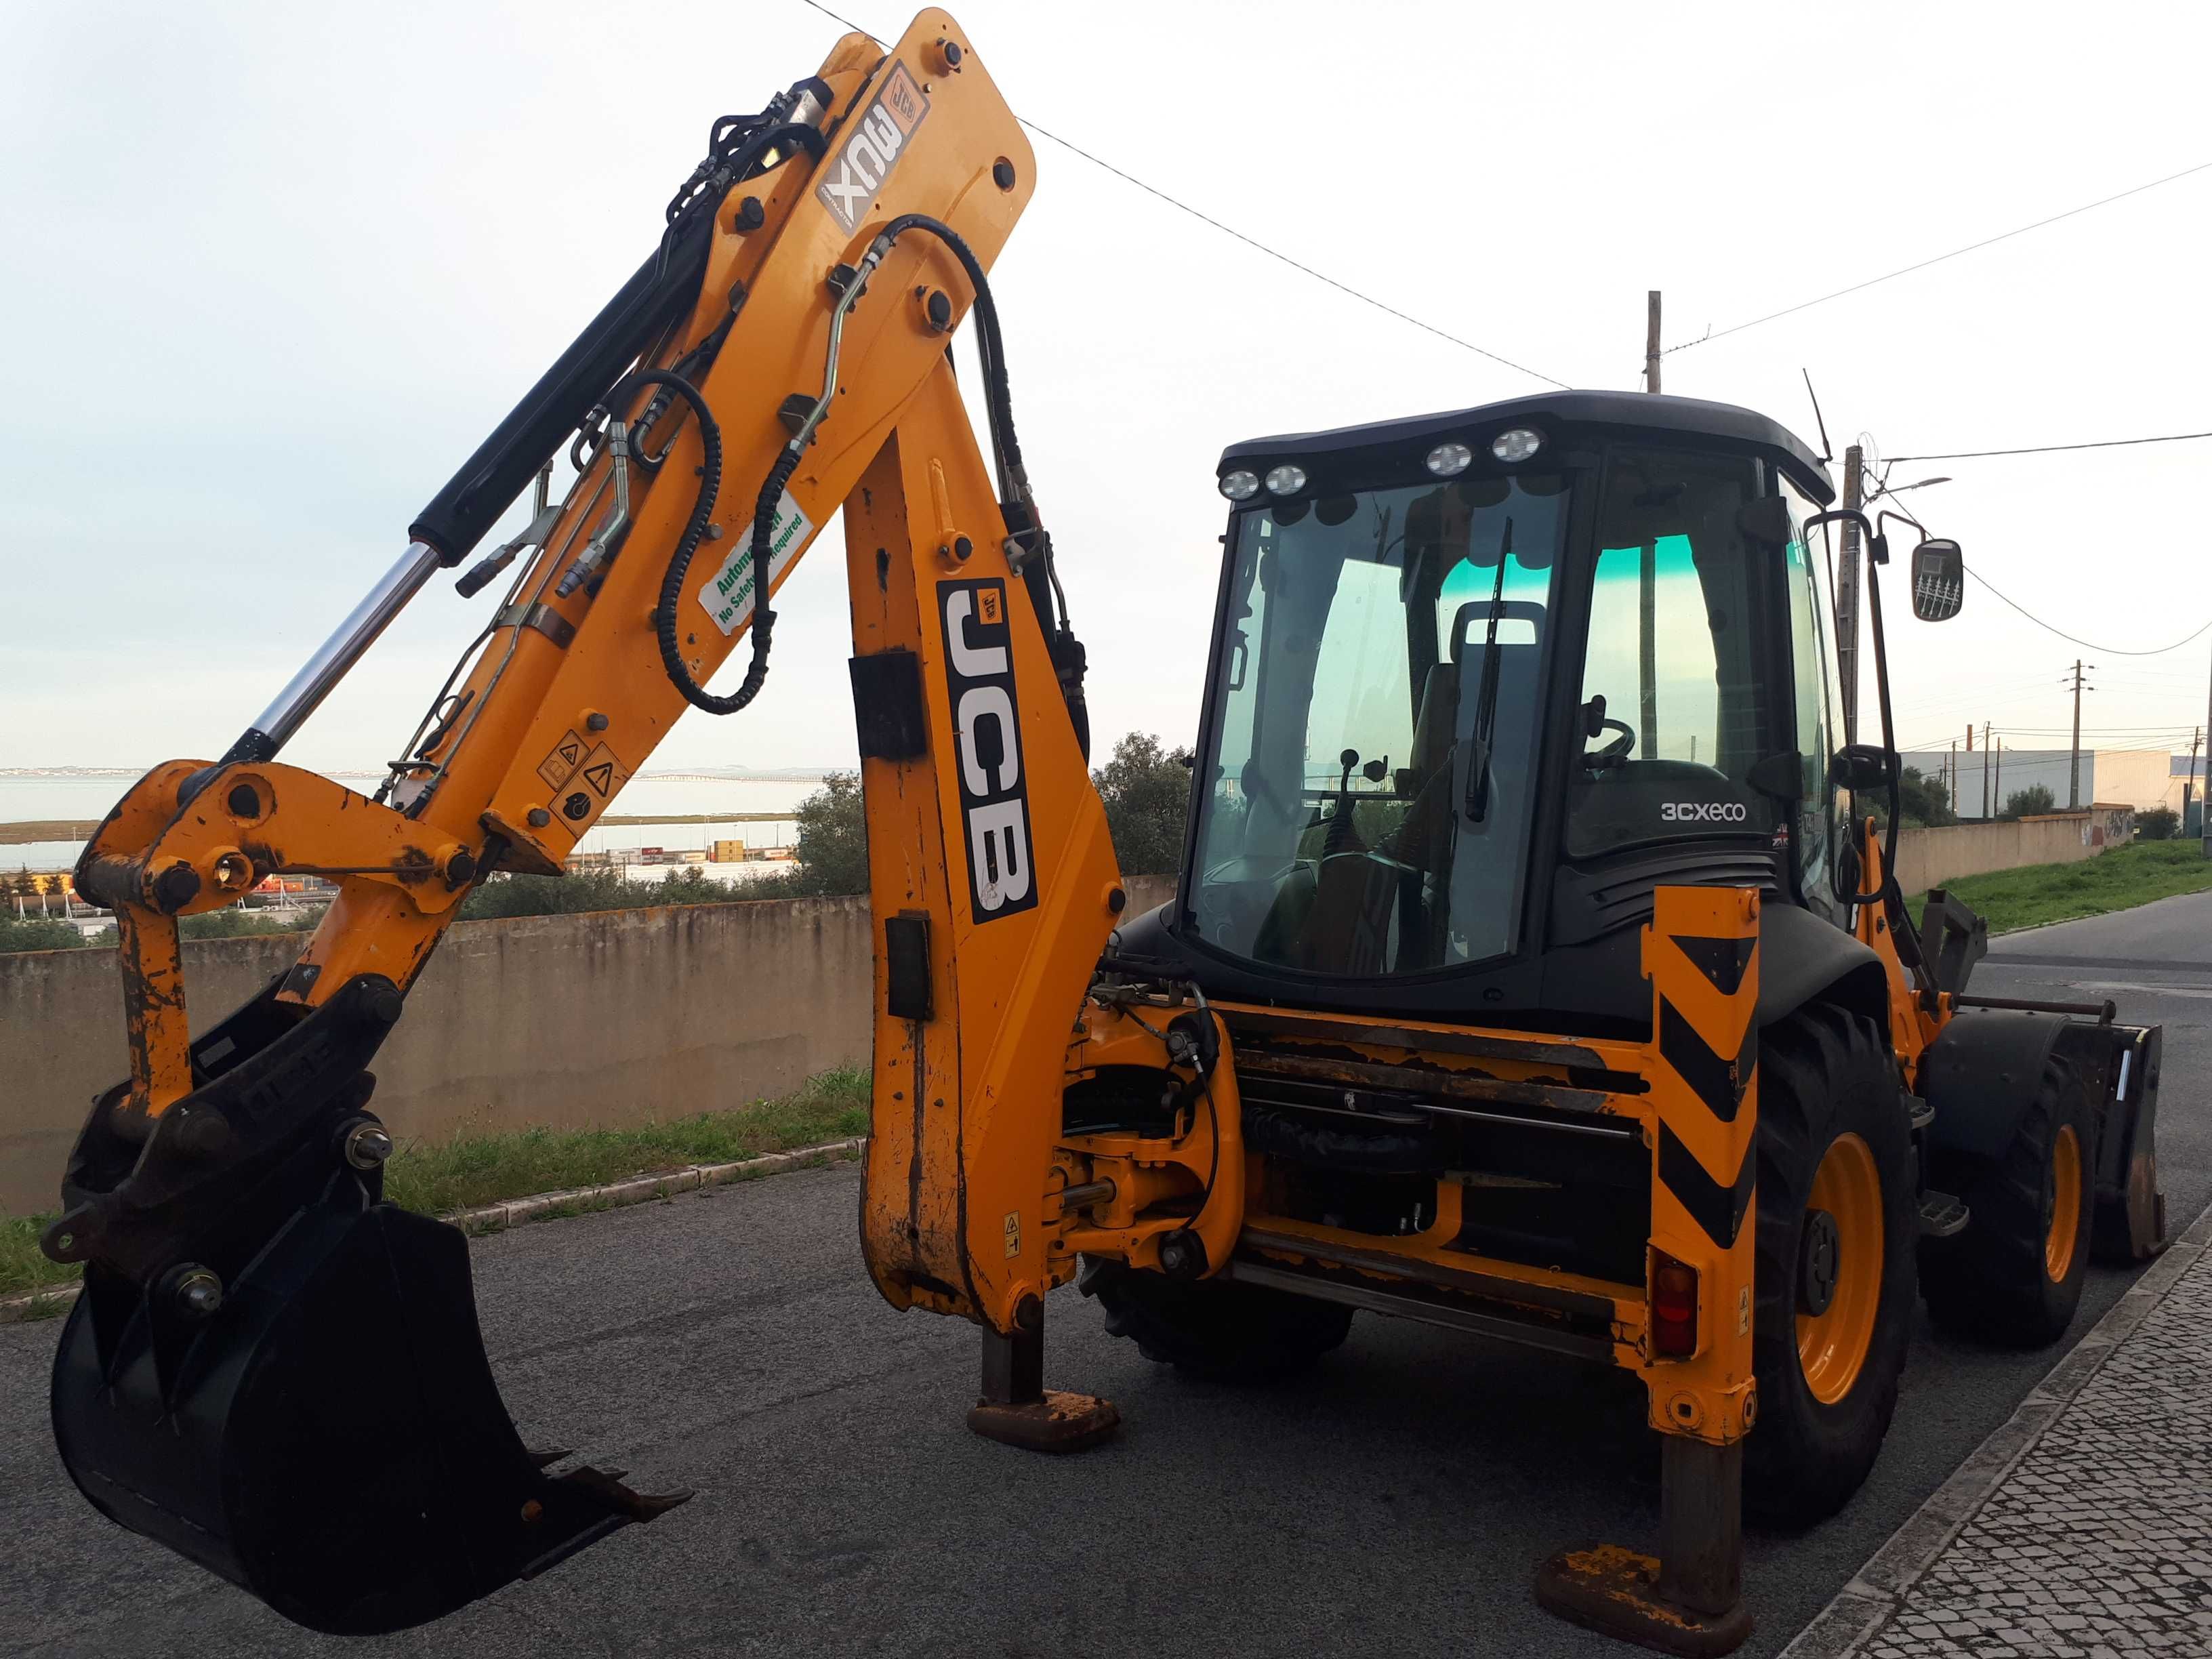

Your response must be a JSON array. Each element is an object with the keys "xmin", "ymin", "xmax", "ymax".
[{"xmin": 1218, "ymin": 390, "xmax": 1835, "ymax": 506}]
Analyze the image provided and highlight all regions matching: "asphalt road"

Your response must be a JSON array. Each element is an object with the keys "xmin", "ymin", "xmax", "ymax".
[{"xmin": 7, "ymin": 893, "xmax": 2211, "ymax": 1659}]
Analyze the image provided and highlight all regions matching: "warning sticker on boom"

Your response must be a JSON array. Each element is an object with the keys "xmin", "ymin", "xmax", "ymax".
[
  {"xmin": 697, "ymin": 489, "xmax": 815, "ymax": 636},
  {"xmin": 537, "ymin": 729, "xmax": 586, "ymax": 792}
]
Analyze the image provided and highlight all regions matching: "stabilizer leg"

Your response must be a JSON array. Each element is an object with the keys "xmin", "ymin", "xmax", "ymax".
[
  {"xmin": 1535, "ymin": 1437, "xmax": 1752, "ymax": 1657},
  {"xmin": 963, "ymin": 1298, "xmax": 1120, "ymax": 1454}
]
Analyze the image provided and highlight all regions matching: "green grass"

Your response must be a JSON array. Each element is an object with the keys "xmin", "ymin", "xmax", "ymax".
[
  {"xmin": 1, "ymin": 1066, "xmax": 870, "ymax": 1314},
  {"xmin": 383, "ymin": 1065, "xmax": 869, "ymax": 1215},
  {"xmin": 1908, "ymin": 839, "xmax": 2212, "ymax": 936}
]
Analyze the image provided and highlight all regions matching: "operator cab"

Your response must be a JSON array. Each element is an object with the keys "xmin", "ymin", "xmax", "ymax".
[{"xmin": 1136, "ymin": 392, "xmax": 1849, "ymax": 1033}]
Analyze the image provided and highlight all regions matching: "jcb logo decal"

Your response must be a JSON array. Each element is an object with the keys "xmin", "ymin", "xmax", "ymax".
[
  {"xmin": 940, "ymin": 579, "xmax": 1036, "ymax": 920},
  {"xmin": 817, "ymin": 62, "xmax": 929, "ymax": 234}
]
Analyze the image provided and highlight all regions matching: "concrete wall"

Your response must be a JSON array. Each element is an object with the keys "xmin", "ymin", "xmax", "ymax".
[
  {"xmin": 1891, "ymin": 811, "xmax": 2112, "ymax": 897},
  {"xmin": 0, "ymin": 873, "xmax": 1179, "ymax": 1218}
]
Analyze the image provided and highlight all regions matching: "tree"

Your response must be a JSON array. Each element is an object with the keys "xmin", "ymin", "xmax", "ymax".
[
  {"xmin": 1896, "ymin": 766, "xmax": 1957, "ymax": 828},
  {"xmin": 1866, "ymin": 766, "xmax": 1957, "ymax": 831},
  {"xmin": 777, "ymin": 772, "xmax": 871, "ymax": 897},
  {"xmin": 1092, "ymin": 732, "xmax": 1195, "ymax": 876},
  {"xmin": 2001, "ymin": 783, "xmax": 2057, "ymax": 821},
  {"xmin": 2137, "ymin": 806, "xmax": 2180, "ymax": 842}
]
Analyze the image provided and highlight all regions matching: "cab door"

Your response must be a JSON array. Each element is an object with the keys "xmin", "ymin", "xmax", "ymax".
[{"xmin": 1781, "ymin": 480, "xmax": 1845, "ymax": 924}]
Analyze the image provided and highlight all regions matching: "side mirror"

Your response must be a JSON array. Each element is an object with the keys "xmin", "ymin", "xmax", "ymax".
[
  {"xmin": 1910, "ymin": 538, "xmax": 1964, "ymax": 622},
  {"xmin": 1830, "ymin": 744, "xmax": 1897, "ymax": 792}
]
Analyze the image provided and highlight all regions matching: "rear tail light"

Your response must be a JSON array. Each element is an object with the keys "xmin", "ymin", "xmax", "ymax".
[{"xmin": 1652, "ymin": 1253, "xmax": 1698, "ymax": 1358}]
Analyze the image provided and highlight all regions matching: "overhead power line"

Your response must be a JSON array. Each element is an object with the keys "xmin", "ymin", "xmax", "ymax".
[
  {"xmin": 1967, "ymin": 563, "xmax": 2212, "ymax": 657},
  {"xmin": 792, "ymin": 0, "xmax": 1569, "ymax": 388},
  {"xmin": 1663, "ymin": 158, "xmax": 2212, "ymax": 355},
  {"xmin": 1890, "ymin": 430, "xmax": 2212, "ymax": 462}
]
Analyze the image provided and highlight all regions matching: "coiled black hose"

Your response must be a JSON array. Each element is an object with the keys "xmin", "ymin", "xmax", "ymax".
[{"xmin": 619, "ymin": 370, "xmax": 749, "ymax": 716}]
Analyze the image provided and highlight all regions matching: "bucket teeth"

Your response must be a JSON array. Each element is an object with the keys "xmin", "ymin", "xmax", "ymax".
[
  {"xmin": 525, "ymin": 1447, "xmax": 574, "ymax": 1468},
  {"xmin": 554, "ymin": 1463, "xmax": 695, "ymax": 1521}
]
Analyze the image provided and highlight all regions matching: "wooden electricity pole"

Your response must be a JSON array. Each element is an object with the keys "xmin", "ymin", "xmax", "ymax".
[
  {"xmin": 1645, "ymin": 291, "xmax": 1662, "ymax": 394},
  {"xmin": 2066, "ymin": 659, "xmax": 2095, "ymax": 809},
  {"xmin": 1990, "ymin": 716, "xmax": 2008, "ymax": 823},
  {"xmin": 1837, "ymin": 445, "xmax": 1865, "ymax": 743},
  {"xmin": 2185, "ymin": 726, "xmax": 2203, "ymax": 832}
]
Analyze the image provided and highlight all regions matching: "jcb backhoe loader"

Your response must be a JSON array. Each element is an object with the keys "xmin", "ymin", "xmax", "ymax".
[{"xmin": 44, "ymin": 11, "xmax": 2165, "ymax": 1654}]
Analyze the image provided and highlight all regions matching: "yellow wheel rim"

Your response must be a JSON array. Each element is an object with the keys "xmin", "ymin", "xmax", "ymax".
[
  {"xmin": 2045, "ymin": 1124, "xmax": 2083, "ymax": 1283},
  {"xmin": 1797, "ymin": 1133, "xmax": 1883, "ymax": 1407}
]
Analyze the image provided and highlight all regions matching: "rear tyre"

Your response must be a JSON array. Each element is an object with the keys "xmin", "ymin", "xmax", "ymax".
[
  {"xmin": 1079, "ymin": 1257, "xmax": 1354, "ymax": 1382},
  {"xmin": 1744, "ymin": 1005, "xmax": 1917, "ymax": 1527},
  {"xmin": 1919, "ymin": 1055, "xmax": 2094, "ymax": 1347}
]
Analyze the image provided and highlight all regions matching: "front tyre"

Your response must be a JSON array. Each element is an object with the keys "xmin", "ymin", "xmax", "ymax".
[
  {"xmin": 1744, "ymin": 1006, "xmax": 1917, "ymax": 1526},
  {"xmin": 1079, "ymin": 1257, "xmax": 1353, "ymax": 1382},
  {"xmin": 1919, "ymin": 1054, "xmax": 2094, "ymax": 1347}
]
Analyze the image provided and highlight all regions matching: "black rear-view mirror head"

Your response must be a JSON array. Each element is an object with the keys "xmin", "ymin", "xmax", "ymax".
[
  {"xmin": 1910, "ymin": 538, "xmax": 1964, "ymax": 622},
  {"xmin": 1829, "ymin": 744, "xmax": 1898, "ymax": 792}
]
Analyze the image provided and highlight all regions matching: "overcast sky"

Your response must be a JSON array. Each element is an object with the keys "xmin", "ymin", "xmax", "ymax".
[{"xmin": 5, "ymin": 0, "xmax": 2209, "ymax": 778}]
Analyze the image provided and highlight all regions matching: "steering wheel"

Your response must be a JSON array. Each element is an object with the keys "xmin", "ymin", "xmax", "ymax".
[{"xmin": 1583, "ymin": 718, "xmax": 1636, "ymax": 770}]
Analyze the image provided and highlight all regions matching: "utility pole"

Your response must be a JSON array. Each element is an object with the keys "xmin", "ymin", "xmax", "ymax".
[
  {"xmin": 2065, "ymin": 659, "xmax": 2095, "ymax": 809},
  {"xmin": 1994, "ymin": 737, "xmax": 2003, "ymax": 817},
  {"xmin": 1837, "ymin": 444, "xmax": 1864, "ymax": 742},
  {"xmin": 2185, "ymin": 726, "xmax": 2203, "ymax": 832},
  {"xmin": 1982, "ymin": 721, "xmax": 1993, "ymax": 819},
  {"xmin": 1645, "ymin": 291, "xmax": 1662, "ymax": 394},
  {"xmin": 2202, "ymin": 638, "xmax": 2212, "ymax": 859},
  {"xmin": 1948, "ymin": 741, "xmax": 1957, "ymax": 811}
]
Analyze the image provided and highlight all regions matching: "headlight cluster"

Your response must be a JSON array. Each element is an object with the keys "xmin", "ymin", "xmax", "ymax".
[
  {"xmin": 1218, "ymin": 464, "xmax": 1309, "ymax": 501},
  {"xmin": 1222, "ymin": 428, "xmax": 1546, "ymax": 503}
]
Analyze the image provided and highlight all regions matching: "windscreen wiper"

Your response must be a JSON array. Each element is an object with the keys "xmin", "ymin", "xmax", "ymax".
[{"xmin": 1463, "ymin": 518, "xmax": 1512, "ymax": 823}]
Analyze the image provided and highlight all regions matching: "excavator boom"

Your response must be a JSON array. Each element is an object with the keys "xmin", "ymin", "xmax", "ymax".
[{"xmin": 45, "ymin": 11, "xmax": 1131, "ymax": 1631}]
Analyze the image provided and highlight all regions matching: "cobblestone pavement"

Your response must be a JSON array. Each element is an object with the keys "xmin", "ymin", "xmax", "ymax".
[{"xmin": 1787, "ymin": 1206, "xmax": 2212, "ymax": 1658}]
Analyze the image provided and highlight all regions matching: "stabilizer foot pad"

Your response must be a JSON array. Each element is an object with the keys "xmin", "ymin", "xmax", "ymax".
[
  {"xmin": 1535, "ymin": 1545, "xmax": 1753, "ymax": 1658},
  {"xmin": 966, "ymin": 1389, "xmax": 1121, "ymax": 1454}
]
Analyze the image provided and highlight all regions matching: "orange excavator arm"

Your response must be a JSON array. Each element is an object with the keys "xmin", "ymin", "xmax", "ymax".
[{"xmin": 45, "ymin": 11, "xmax": 1154, "ymax": 1633}]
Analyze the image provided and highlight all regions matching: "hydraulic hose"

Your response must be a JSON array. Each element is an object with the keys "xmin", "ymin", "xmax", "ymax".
[
  {"xmin": 868, "ymin": 213, "xmax": 1091, "ymax": 756},
  {"xmin": 623, "ymin": 371, "xmax": 750, "ymax": 716}
]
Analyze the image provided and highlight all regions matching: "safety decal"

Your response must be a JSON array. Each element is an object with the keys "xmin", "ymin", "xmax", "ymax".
[
  {"xmin": 537, "ymin": 729, "xmax": 586, "ymax": 792},
  {"xmin": 1657, "ymin": 995, "xmax": 1753, "ymax": 1124},
  {"xmin": 939, "ymin": 577, "xmax": 1036, "ymax": 922},
  {"xmin": 1657, "ymin": 1120, "xmax": 1756, "ymax": 1250},
  {"xmin": 815, "ymin": 60, "xmax": 930, "ymax": 234},
  {"xmin": 553, "ymin": 743, "xmax": 631, "ymax": 827},
  {"xmin": 697, "ymin": 489, "xmax": 815, "ymax": 636}
]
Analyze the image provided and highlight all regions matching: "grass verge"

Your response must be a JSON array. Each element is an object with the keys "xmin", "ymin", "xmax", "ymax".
[
  {"xmin": 1906, "ymin": 838, "xmax": 2212, "ymax": 936},
  {"xmin": 1, "ymin": 1065, "xmax": 870, "ymax": 1317}
]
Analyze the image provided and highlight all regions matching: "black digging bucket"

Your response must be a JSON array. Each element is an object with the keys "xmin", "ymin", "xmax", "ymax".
[{"xmin": 45, "ymin": 972, "xmax": 683, "ymax": 1635}]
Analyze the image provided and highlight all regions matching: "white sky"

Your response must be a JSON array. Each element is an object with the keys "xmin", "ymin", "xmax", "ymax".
[{"xmin": 5, "ymin": 0, "xmax": 2209, "ymax": 777}]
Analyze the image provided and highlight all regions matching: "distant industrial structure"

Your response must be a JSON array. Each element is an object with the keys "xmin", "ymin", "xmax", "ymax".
[{"xmin": 1903, "ymin": 745, "xmax": 2202, "ymax": 825}]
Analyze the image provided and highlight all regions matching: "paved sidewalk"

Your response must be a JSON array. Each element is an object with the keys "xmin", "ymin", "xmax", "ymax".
[{"xmin": 1785, "ymin": 1205, "xmax": 2212, "ymax": 1658}]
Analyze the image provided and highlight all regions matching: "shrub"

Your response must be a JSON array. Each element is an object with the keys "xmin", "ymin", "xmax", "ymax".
[
  {"xmin": 2136, "ymin": 806, "xmax": 2179, "ymax": 842},
  {"xmin": 0, "ymin": 916, "xmax": 89, "ymax": 954},
  {"xmin": 2001, "ymin": 783, "xmax": 2057, "ymax": 821}
]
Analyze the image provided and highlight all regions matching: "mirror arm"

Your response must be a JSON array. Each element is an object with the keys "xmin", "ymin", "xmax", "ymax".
[
  {"xmin": 1860, "ymin": 548, "xmax": 1931, "ymax": 989},
  {"xmin": 1799, "ymin": 505, "xmax": 1888, "ymax": 565},
  {"xmin": 1876, "ymin": 505, "xmax": 1927, "ymax": 541}
]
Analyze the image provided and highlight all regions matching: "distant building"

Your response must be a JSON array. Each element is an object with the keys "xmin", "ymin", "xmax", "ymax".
[{"xmin": 1901, "ymin": 747, "xmax": 2200, "ymax": 820}]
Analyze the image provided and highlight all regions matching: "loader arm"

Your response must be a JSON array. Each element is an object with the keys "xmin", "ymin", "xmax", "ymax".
[{"xmin": 46, "ymin": 10, "xmax": 1135, "ymax": 1631}]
